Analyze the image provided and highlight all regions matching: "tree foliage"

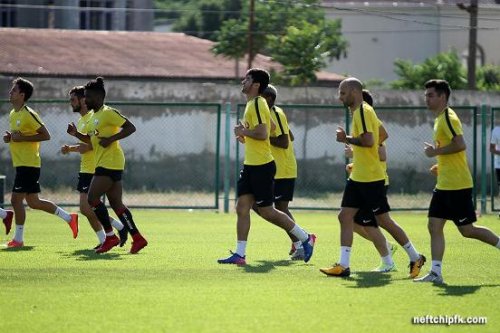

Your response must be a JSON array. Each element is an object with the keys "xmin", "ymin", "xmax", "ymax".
[
  {"xmin": 212, "ymin": 0, "xmax": 347, "ymax": 86},
  {"xmin": 391, "ymin": 51, "xmax": 467, "ymax": 89}
]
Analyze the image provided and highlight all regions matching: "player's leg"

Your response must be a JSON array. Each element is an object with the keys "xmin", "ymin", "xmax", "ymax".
[
  {"xmin": 218, "ymin": 165, "xmax": 253, "ymax": 265},
  {"xmin": 107, "ymin": 180, "xmax": 147, "ymax": 254},
  {"xmin": 274, "ymin": 179, "xmax": 301, "ymax": 258},
  {"xmin": 458, "ymin": 223, "xmax": 500, "ymax": 246},
  {"xmin": 88, "ymin": 171, "xmax": 117, "ymax": 253},
  {"xmin": 0, "ymin": 207, "xmax": 14, "ymax": 235},
  {"xmin": 414, "ymin": 217, "xmax": 445, "ymax": 283},
  {"xmin": 8, "ymin": 192, "xmax": 26, "ymax": 247},
  {"xmin": 78, "ymin": 173, "xmax": 105, "ymax": 247}
]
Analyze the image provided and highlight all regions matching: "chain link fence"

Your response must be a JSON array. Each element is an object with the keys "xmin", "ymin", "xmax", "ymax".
[
  {"xmin": 0, "ymin": 99, "xmax": 489, "ymax": 211},
  {"xmin": 0, "ymin": 100, "xmax": 221, "ymax": 209}
]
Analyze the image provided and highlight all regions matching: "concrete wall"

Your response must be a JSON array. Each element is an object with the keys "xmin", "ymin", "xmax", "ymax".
[{"xmin": 1, "ymin": 75, "xmax": 500, "ymax": 106}]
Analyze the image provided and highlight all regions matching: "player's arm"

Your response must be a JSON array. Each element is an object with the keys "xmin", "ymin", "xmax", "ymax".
[
  {"xmin": 99, "ymin": 119, "xmax": 136, "ymax": 148},
  {"xmin": 11, "ymin": 125, "xmax": 50, "ymax": 142},
  {"xmin": 424, "ymin": 135, "xmax": 466, "ymax": 157},
  {"xmin": 378, "ymin": 144, "xmax": 387, "ymax": 161},
  {"xmin": 336, "ymin": 126, "xmax": 374, "ymax": 147},
  {"xmin": 270, "ymin": 134, "xmax": 289, "ymax": 149},
  {"xmin": 489, "ymin": 143, "xmax": 500, "ymax": 155},
  {"xmin": 379, "ymin": 124, "xmax": 388, "ymax": 144},
  {"xmin": 235, "ymin": 122, "xmax": 268, "ymax": 141},
  {"xmin": 67, "ymin": 122, "xmax": 91, "ymax": 144}
]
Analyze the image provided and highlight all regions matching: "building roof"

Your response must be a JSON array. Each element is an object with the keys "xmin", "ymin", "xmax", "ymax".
[{"xmin": 0, "ymin": 28, "xmax": 344, "ymax": 84}]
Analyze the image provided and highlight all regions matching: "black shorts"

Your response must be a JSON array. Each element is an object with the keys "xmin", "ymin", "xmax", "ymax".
[
  {"xmin": 77, "ymin": 173, "xmax": 93, "ymax": 193},
  {"xmin": 428, "ymin": 188, "xmax": 476, "ymax": 226},
  {"xmin": 354, "ymin": 186, "xmax": 391, "ymax": 227},
  {"xmin": 274, "ymin": 178, "xmax": 295, "ymax": 202},
  {"xmin": 237, "ymin": 161, "xmax": 276, "ymax": 207},
  {"xmin": 94, "ymin": 167, "xmax": 122, "ymax": 182},
  {"xmin": 13, "ymin": 166, "xmax": 41, "ymax": 193},
  {"xmin": 496, "ymin": 169, "xmax": 500, "ymax": 185},
  {"xmin": 341, "ymin": 178, "xmax": 386, "ymax": 214}
]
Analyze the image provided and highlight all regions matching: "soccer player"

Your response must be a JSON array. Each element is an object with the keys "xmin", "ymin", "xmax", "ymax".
[
  {"xmin": 3, "ymin": 77, "xmax": 78, "ymax": 248},
  {"xmin": 261, "ymin": 85, "xmax": 303, "ymax": 260},
  {"xmin": 218, "ymin": 68, "xmax": 316, "ymax": 265},
  {"xmin": 67, "ymin": 77, "xmax": 147, "ymax": 254},
  {"xmin": 320, "ymin": 78, "xmax": 392, "ymax": 277},
  {"xmin": 414, "ymin": 79, "xmax": 500, "ymax": 284},
  {"xmin": 61, "ymin": 86, "xmax": 127, "ymax": 249},
  {"xmin": 1, "ymin": 208, "xmax": 14, "ymax": 235},
  {"xmin": 348, "ymin": 90, "xmax": 426, "ymax": 275}
]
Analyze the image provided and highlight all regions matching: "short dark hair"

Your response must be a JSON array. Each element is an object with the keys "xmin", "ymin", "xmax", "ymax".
[
  {"xmin": 262, "ymin": 84, "xmax": 277, "ymax": 101},
  {"xmin": 13, "ymin": 77, "xmax": 34, "ymax": 101},
  {"xmin": 362, "ymin": 89, "xmax": 373, "ymax": 106},
  {"xmin": 69, "ymin": 86, "xmax": 85, "ymax": 99},
  {"xmin": 424, "ymin": 79, "xmax": 451, "ymax": 101},
  {"xmin": 247, "ymin": 68, "xmax": 270, "ymax": 94},
  {"xmin": 84, "ymin": 76, "xmax": 106, "ymax": 98}
]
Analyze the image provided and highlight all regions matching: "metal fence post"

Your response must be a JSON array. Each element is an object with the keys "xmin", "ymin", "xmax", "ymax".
[
  {"xmin": 481, "ymin": 104, "xmax": 488, "ymax": 214},
  {"xmin": 223, "ymin": 102, "xmax": 231, "ymax": 213}
]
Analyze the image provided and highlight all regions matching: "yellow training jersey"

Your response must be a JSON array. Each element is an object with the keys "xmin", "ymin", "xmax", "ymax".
[
  {"xmin": 433, "ymin": 107, "xmax": 473, "ymax": 190},
  {"xmin": 350, "ymin": 102, "xmax": 385, "ymax": 182},
  {"xmin": 88, "ymin": 105, "xmax": 127, "ymax": 170},
  {"xmin": 242, "ymin": 96, "xmax": 274, "ymax": 166},
  {"xmin": 8, "ymin": 105, "xmax": 44, "ymax": 167},
  {"xmin": 78, "ymin": 111, "xmax": 96, "ymax": 174},
  {"xmin": 270, "ymin": 106, "xmax": 297, "ymax": 179}
]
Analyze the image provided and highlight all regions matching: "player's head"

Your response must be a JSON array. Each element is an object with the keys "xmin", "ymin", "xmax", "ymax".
[
  {"xmin": 84, "ymin": 77, "xmax": 106, "ymax": 110},
  {"xmin": 424, "ymin": 79, "xmax": 450, "ymax": 111},
  {"xmin": 338, "ymin": 77, "xmax": 363, "ymax": 108},
  {"xmin": 10, "ymin": 77, "xmax": 34, "ymax": 103},
  {"xmin": 362, "ymin": 89, "xmax": 373, "ymax": 107},
  {"xmin": 262, "ymin": 84, "xmax": 277, "ymax": 107},
  {"xmin": 69, "ymin": 86, "xmax": 85, "ymax": 113},
  {"xmin": 242, "ymin": 68, "xmax": 270, "ymax": 95}
]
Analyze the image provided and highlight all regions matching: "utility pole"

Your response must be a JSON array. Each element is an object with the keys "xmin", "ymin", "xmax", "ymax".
[
  {"xmin": 247, "ymin": 0, "xmax": 255, "ymax": 70},
  {"xmin": 458, "ymin": 0, "xmax": 478, "ymax": 90}
]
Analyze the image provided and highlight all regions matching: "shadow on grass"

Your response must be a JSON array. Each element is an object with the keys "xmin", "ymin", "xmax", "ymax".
[
  {"xmin": 59, "ymin": 249, "xmax": 123, "ymax": 261},
  {"xmin": 243, "ymin": 259, "xmax": 295, "ymax": 273},
  {"xmin": 434, "ymin": 283, "xmax": 500, "ymax": 297},
  {"xmin": 1, "ymin": 246, "xmax": 35, "ymax": 252},
  {"xmin": 343, "ymin": 271, "xmax": 393, "ymax": 288}
]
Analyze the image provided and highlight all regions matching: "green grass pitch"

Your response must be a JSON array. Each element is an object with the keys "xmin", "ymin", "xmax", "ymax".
[{"xmin": 0, "ymin": 210, "xmax": 498, "ymax": 332}]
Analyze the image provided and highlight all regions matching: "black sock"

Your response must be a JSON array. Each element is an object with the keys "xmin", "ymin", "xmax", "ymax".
[
  {"xmin": 115, "ymin": 207, "xmax": 139, "ymax": 236},
  {"xmin": 91, "ymin": 201, "xmax": 112, "ymax": 232}
]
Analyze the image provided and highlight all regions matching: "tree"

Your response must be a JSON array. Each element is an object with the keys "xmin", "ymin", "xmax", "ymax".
[
  {"xmin": 212, "ymin": 0, "xmax": 348, "ymax": 84},
  {"xmin": 172, "ymin": 0, "xmax": 242, "ymax": 41},
  {"xmin": 269, "ymin": 20, "xmax": 347, "ymax": 86},
  {"xmin": 391, "ymin": 51, "xmax": 467, "ymax": 89}
]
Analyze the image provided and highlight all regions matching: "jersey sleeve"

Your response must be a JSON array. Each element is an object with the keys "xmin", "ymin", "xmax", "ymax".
[
  {"xmin": 26, "ymin": 109, "xmax": 44, "ymax": 131},
  {"xmin": 447, "ymin": 113, "xmax": 463, "ymax": 137},
  {"xmin": 107, "ymin": 109, "xmax": 127, "ymax": 127}
]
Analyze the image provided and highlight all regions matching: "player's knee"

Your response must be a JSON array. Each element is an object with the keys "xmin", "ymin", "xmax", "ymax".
[
  {"xmin": 257, "ymin": 206, "xmax": 275, "ymax": 220},
  {"xmin": 458, "ymin": 226, "xmax": 474, "ymax": 238},
  {"xmin": 25, "ymin": 197, "xmax": 40, "ymax": 209}
]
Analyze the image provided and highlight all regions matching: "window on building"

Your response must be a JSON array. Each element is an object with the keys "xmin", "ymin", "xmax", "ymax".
[{"xmin": 0, "ymin": 0, "xmax": 16, "ymax": 27}]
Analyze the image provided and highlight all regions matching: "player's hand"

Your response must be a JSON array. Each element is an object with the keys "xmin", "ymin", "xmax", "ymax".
[
  {"xmin": 3, "ymin": 131, "xmax": 11, "ymax": 143},
  {"xmin": 234, "ymin": 121, "xmax": 245, "ymax": 138},
  {"xmin": 424, "ymin": 142, "xmax": 436, "ymax": 157},
  {"xmin": 61, "ymin": 144, "xmax": 70, "ymax": 155},
  {"xmin": 430, "ymin": 164, "xmax": 438, "ymax": 176},
  {"xmin": 336, "ymin": 126, "xmax": 347, "ymax": 143},
  {"xmin": 344, "ymin": 144, "xmax": 353, "ymax": 158},
  {"xmin": 67, "ymin": 122, "xmax": 77, "ymax": 136},
  {"xmin": 345, "ymin": 163, "xmax": 353, "ymax": 174},
  {"xmin": 236, "ymin": 136, "xmax": 245, "ymax": 143},
  {"xmin": 98, "ymin": 137, "xmax": 113, "ymax": 148},
  {"xmin": 10, "ymin": 131, "xmax": 22, "ymax": 142}
]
